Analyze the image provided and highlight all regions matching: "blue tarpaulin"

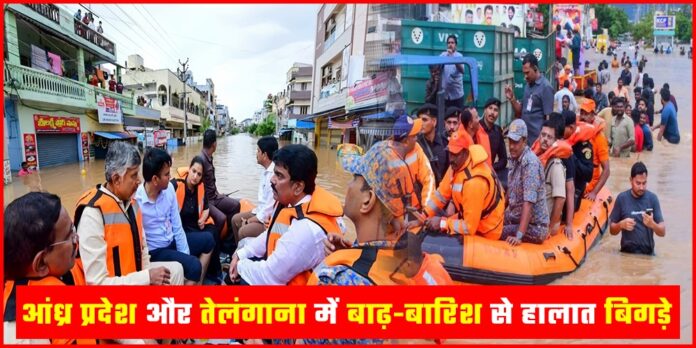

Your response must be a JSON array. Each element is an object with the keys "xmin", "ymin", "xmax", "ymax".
[
  {"xmin": 94, "ymin": 131, "xmax": 136, "ymax": 140},
  {"xmin": 379, "ymin": 54, "xmax": 479, "ymax": 103},
  {"xmin": 296, "ymin": 121, "xmax": 315, "ymax": 129}
]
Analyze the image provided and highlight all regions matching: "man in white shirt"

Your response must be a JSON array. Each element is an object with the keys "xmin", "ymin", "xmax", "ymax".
[
  {"xmin": 227, "ymin": 144, "xmax": 344, "ymax": 285},
  {"xmin": 231, "ymin": 136, "xmax": 278, "ymax": 243},
  {"xmin": 554, "ymin": 80, "xmax": 578, "ymax": 112}
]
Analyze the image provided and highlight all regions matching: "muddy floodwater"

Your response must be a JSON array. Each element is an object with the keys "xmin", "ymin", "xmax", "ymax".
[{"xmin": 4, "ymin": 48, "xmax": 691, "ymax": 344}]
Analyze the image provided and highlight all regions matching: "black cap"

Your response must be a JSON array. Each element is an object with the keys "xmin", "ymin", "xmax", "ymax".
[
  {"xmin": 445, "ymin": 106, "xmax": 461, "ymax": 119},
  {"xmin": 416, "ymin": 103, "xmax": 438, "ymax": 118},
  {"xmin": 483, "ymin": 97, "xmax": 501, "ymax": 109}
]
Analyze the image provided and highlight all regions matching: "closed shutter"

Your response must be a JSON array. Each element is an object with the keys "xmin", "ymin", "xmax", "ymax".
[{"xmin": 37, "ymin": 134, "xmax": 79, "ymax": 168}]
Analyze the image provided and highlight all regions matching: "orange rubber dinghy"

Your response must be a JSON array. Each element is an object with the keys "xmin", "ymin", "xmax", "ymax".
[
  {"xmin": 422, "ymin": 187, "xmax": 614, "ymax": 285},
  {"xmin": 176, "ymin": 167, "xmax": 256, "ymax": 213}
]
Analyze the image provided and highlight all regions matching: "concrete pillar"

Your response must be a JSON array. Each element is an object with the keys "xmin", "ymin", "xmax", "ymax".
[
  {"xmin": 77, "ymin": 47, "xmax": 86, "ymax": 83},
  {"xmin": 4, "ymin": 11, "xmax": 20, "ymax": 65}
]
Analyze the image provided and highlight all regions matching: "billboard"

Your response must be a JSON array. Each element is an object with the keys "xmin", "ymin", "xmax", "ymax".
[
  {"xmin": 450, "ymin": 4, "xmax": 526, "ymax": 37},
  {"xmin": 654, "ymin": 15, "xmax": 675, "ymax": 30},
  {"xmin": 552, "ymin": 5, "xmax": 583, "ymax": 38}
]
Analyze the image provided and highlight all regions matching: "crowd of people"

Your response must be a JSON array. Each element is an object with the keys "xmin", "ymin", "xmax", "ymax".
[{"xmin": 3, "ymin": 31, "xmax": 677, "ymax": 345}]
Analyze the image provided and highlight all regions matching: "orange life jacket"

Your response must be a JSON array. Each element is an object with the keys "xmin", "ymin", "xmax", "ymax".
[
  {"xmin": 265, "ymin": 186, "xmax": 343, "ymax": 286},
  {"xmin": 74, "ymin": 185, "xmax": 144, "ymax": 278},
  {"xmin": 473, "ymin": 127, "xmax": 493, "ymax": 167},
  {"xmin": 531, "ymin": 139, "xmax": 573, "ymax": 167},
  {"xmin": 425, "ymin": 145, "xmax": 504, "ymax": 239},
  {"xmin": 398, "ymin": 143, "xmax": 435, "ymax": 210},
  {"xmin": 307, "ymin": 247, "xmax": 452, "ymax": 285},
  {"xmin": 411, "ymin": 253, "xmax": 453, "ymax": 285},
  {"xmin": 172, "ymin": 178, "xmax": 214, "ymax": 226},
  {"xmin": 3, "ymin": 277, "xmax": 97, "ymax": 344},
  {"xmin": 567, "ymin": 122, "xmax": 597, "ymax": 145}
]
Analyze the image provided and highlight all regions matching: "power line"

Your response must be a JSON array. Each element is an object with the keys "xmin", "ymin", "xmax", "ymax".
[
  {"xmin": 135, "ymin": 4, "xmax": 183, "ymax": 57},
  {"xmin": 112, "ymin": 4, "xmax": 179, "ymax": 65}
]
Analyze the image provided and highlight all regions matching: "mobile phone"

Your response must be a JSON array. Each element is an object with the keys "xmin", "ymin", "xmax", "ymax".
[{"xmin": 645, "ymin": 208, "xmax": 653, "ymax": 216}]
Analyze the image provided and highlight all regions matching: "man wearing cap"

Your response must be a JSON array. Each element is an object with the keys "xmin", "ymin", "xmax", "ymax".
[
  {"xmin": 423, "ymin": 126, "xmax": 505, "ymax": 239},
  {"xmin": 390, "ymin": 114, "xmax": 435, "ymax": 213},
  {"xmin": 502, "ymin": 119, "xmax": 549, "ymax": 246},
  {"xmin": 416, "ymin": 104, "xmax": 449, "ymax": 186},
  {"xmin": 578, "ymin": 100, "xmax": 611, "ymax": 202},
  {"xmin": 460, "ymin": 107, "xmax": 492, "ymax": 167},
  {"xmin": 444, "ymin": 106, "xmax": 461, "ymax": 139},
  {"xmin": 480, "ymin": 98, "xmax": 508, "ymax": 188},
  {"xmin": 554, "ymin": 80, "xmax": 578, "ymax": 113},
  {"xmin": 504, "ymin": 53, "xmax": 554, "ymax": 145}
]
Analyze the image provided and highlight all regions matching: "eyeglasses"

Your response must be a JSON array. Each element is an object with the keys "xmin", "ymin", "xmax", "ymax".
[{"xmin": 49, "ymin": 225, "xmax": 77, "ymax": 247}]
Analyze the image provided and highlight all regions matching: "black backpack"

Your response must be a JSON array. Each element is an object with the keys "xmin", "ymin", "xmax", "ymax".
[{"xmin": 573, "ymin": 141, "xmax": 594, "ymax": 183}]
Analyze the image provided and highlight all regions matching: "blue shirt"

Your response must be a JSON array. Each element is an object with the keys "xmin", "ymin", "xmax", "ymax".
[
  {"xmin": 439, "ymin": 51, "xmax": 464, "ymax": 100},
  {"xmin": 641, "ymin": 124, "xmax": 653, "ymax": 151},
  {"xmin": 660, "ymin": 101, "xmax": 680, "ymax": 144},
  {"xmin": 135, "ymin": 182, "xmax": 190, "ymax": 254}
]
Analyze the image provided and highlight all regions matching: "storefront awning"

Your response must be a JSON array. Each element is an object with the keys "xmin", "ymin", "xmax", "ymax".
[
  {"xmin": 361, "ymin": 111, "xmax": 393, "ymax": 121},
  {"xmin": 94, "ymin": 131, "xmax": 136, "ymax": 140},
  {"xmin": 358, "ymin": 128, "xmax": 394, "ymax": 136}
]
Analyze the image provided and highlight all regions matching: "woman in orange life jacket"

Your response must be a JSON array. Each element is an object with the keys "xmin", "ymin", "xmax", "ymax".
[
  {"xmin": 171, "ymin": 156, "xmax": 215, "ymax": 284},
  {"xmin": 3, "ymin": 192, "xmax": 94, "ymax": 344}
]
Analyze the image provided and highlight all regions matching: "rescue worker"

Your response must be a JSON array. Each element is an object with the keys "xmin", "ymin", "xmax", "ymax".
[
  {"xmin": 416, "ymin": 104, "xmax": 449, "ymax": 186},
  {"xmin": 533, "ymin": 119, "xmax": 573, "ymax": 238},
  {"xmin": 423, "ymin": 125, "xmax": 505, "ymax": 239},
  {"xmin": 312, "ymin": 141, "xmax": 452, "ymax": 287},
  {"xmin": 3, "ymin": 192, "xmax": 95, "ymax": 344},
  {"xmin": 228, "ymin": 144, "xmax": 344, "ymax": 285},
  {"xmin": 444, "ymin": 106, "xmax": 461, "ymax": 139},
  {"xmin": 578, "ymin": 99, "xmax": 611, "ymax": 201},
  {"xmin": 562, "ymin": 110, "xmax": 595, "ymax": 212},
  {"xmin": 75, "ymin": 141, "xmax": 184, "ymax": 286},
  {"xmin": 389, "ymin": 113, "xmax": 435, "ymax": 213},
  {"xmin": 460, "ymin": 107, "xmax": 492, "ymax": 166}
]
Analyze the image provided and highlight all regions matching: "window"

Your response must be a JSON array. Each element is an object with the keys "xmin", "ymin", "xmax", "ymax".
[
  {"xmin": 300, "ymin": 106, "xmax": 309, "ymax": 114},
  {"xmin": 301, "ymin": 82, "xmax": 307, "ymax": 91},
  {"xmin": 324, "ymin": 15, "xmax": 336, "ymax": 41},
  {"xmin": 158, "ymin": 85, "xmax": 168, "ymax": 106},
  {"xmin": 321, "ymin": 65, "xmax": 333, "ymax": 87}
]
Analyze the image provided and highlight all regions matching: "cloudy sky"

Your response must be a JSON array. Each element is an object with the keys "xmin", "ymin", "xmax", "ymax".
[{"xmin": 62, "ymin": 4, "xmax": 318, "ymax": 121}]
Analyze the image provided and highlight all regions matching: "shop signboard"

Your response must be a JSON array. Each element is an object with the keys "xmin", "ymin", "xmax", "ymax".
[
  {"xmin": 23, "ymin": 133, "xmax": 38, "ymax": 170},
  {"xmin": 654, "ymin": 15, "xmax": 675, "ymax": 30},
  {"xmin": 97, "ymin": 94, "xmax": 123, "ymax": 124},
  {"xmin": 450, "ymin": 4, "xmax": 526, "ymax": 37},
  {"xmin": 33, "ymin": 115, "xmax": 81, "ymax": 133},
  {"xmin": 552, "ymin": 5, "xmax": 583, "ymax": 39},
  {"xmin": 81, "ymin": 132, "xmax": 90, "ymax": 161},
  {"xmin": 345, "ymin": 71, "xmax": 389, "ymax": 111}
]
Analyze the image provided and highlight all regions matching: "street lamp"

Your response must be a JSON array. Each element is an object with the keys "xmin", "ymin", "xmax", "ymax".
[{"xmin": 176, "ymin": 58, "xmax": 189, "ymax": 145}]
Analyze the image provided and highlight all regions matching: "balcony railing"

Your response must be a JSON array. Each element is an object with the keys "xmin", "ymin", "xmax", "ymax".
[
  {"xmin": 5, "ymin": 62, "xmax": 87, "ymax": 103},
  {"xmin": 289, "ymin": 90, "xmax": 311, "ymax": 101},
  {"xmin": 74, "ymin": 20, "xmax": 115, "ymax": 54},
  {"xmin": 26, "ymin": 4, "xmax": 60, "ymax": 25}
]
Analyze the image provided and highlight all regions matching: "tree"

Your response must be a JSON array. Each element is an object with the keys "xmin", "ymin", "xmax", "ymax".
[
  {"xmin": 200, "ymin": 115, "xmax": 212, "ymax": 132},
  {"xmin": 675, "ymin": 10, "xmax": 692, "ymax": 43},
  {"xmin": 632, "ymin": 11, "xmax": 654, "ymax": 44},
  {"xmin": 593, "ymin": 5, "xmax": 631, "ymax": 38},
  {"xmin": 254, "ymin": 114, "xmax": 276, "ymax": 136}
]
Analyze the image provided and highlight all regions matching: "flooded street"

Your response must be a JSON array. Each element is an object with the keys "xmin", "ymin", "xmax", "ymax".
[{"xmin": 3, "ymin": 49, "xmax": 691, "ymax": 343}]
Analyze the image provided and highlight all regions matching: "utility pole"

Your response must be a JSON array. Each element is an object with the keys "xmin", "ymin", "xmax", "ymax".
[{"xmin": 177, "ymin": 58, "xmax": 189, "ymax": 145}]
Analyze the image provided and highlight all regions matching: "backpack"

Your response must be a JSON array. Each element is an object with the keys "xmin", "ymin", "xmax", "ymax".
[{"xmin": 573, "ymin": 141, "xmax": 594, "ymax": 183}]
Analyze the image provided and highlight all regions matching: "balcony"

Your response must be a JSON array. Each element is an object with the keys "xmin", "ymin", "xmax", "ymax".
[
  {"xmin": 74, "ymin": 20, "xmax": 115, "ymax": 55},
  {"xmin": 289, "ymin": 90, "xmax": 311, "ymax": 101},
  {"xmin": 26, "ymin": 4, "xmax": 60, "ymax": 25},
  {"xmin": 5, "ymin": 62, "xmax": 133, "ymax": 115}
]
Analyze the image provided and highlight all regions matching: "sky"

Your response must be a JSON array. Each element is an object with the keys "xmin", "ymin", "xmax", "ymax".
[{"xmin": 62, "ymin": 4, "xmax": 318, "ymax": 122}]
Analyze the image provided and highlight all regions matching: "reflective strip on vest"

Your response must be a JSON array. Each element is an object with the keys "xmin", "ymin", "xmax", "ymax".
[
  {"xmin": 452, "ymin": 220, "xmax": 468, "ymax": 235},
  {"xmin": 404, "ymin": 153, "xmax": 417, "ymax": 165},
  {"xmin": 452, "ymin": 183, "xmax": 463, "ymax": 192},
  {"xmin": 103, "ymin": 212, "xmax": 131, "ymax": 225},
  {"xmin": 269, "ymin": 222, "xmax": 290, "ymax": 236},
  {"xmin": 422, "ymin": 271, "xmax": 437, "ymax": 285}
]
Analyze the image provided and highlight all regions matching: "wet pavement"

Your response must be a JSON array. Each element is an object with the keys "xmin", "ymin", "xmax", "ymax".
[{"xmin": 3, "ymin": 46, "xmax": 691, "ymax": 344}]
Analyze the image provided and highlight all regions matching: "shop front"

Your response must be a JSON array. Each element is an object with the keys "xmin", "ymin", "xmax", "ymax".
[
  {"xmin": 32, "ymin": 114, "xmax": 82, "ymax": 168},
  {"xmin": 125, "ymin": 105, "xmax": 161, "ymax": 151}
]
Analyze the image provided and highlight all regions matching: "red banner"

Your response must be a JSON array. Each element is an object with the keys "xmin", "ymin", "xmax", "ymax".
[
  {"xmin": 22, "ymin": 133, "xmax": 38, "ymax": 170},
  {"xmin": 33, "ymin": 114, "xmax": 81, "ymax": 134},
  {"xmin": 81, "ymin": 133, "xmax": 90, "ymax": 160},
  {"xmin": 346, "ymin": 72, "xmax": 389, "ymax": 111},
  {"xmin": 14, "ymin": 285, "xmax": 679, "ymax": 340}
]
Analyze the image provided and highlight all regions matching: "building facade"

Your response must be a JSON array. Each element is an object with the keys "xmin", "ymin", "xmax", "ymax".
[{"xmin": 4, "ymin": 4, "xmax": 139, "ymax": 178}]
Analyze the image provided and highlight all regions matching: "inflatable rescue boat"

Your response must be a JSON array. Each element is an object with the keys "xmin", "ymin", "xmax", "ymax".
[{"xmin": 422, "ymin": 187, "xmax": 614, "ymax": 285}]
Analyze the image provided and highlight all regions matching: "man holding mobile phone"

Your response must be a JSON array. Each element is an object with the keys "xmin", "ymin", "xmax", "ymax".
[{"xmin": 609, "ymin": 162, "xmax": 666, "ymax": 255}]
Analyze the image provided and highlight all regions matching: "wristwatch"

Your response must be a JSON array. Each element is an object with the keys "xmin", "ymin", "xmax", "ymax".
[
  {"xmin": 440, "ymin": 218, "xmax": 447, "ymax": 232},
  {"xmin": 516, "ymin": 231, "xmax": 524, "ymax": 240}
]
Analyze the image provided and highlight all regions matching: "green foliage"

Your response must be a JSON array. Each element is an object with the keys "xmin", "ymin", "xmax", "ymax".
[
  {"xmin": 675, "ymin": 10, "xmax": 692, "ymax": 42},
  {"xmin": 246, "ymin": 123, "xmax": 258, "ymax": 134},
  {"xmin": 632, "ymin": 11, "xmax": 654, "ymax": 44},
  {"xmin": 229, "ymin": 127, "xmax": 240, "ymax": 135},
  {"xmin": 593, "ymin": 5, "xmax": 631, "ymax": 38},
  {"xmin": 200, "ymin": 116, "xmax": 212, "ymax": 133},
  {"xmin": 254, "ymin": 114, "xmax": 276, "ymax": 136}
]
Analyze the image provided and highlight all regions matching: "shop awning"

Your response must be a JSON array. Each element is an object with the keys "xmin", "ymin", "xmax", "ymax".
[
  {"xmin": 94, "ymin": 131, "xmax": 137, "ymax": 140},
  {"xmin": 296, "ymin": 121, "xmax": 315, "ymax": 129},
  {"xmin": 358, "ymin": 128, "xmax": 394, "ymax": 136},
  {"xmin": 361, "ymin": 111, "xmax": 393, "ymax": 121}
]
